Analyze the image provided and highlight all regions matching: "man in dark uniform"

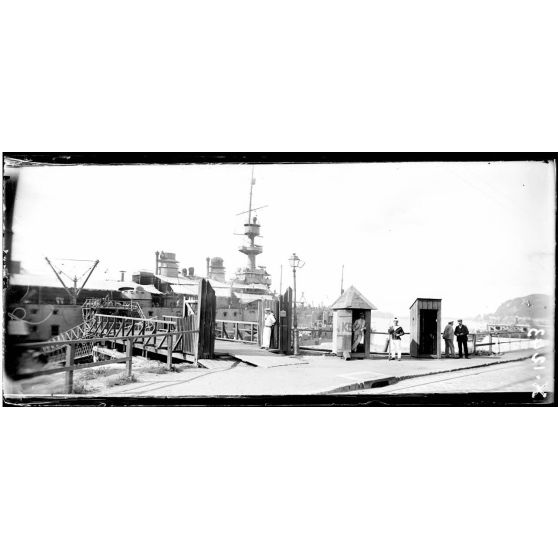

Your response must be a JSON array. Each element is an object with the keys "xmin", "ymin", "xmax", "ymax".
[{"xmin": 454, "ymin": 319, "xmax": 470, "ymax": 358}]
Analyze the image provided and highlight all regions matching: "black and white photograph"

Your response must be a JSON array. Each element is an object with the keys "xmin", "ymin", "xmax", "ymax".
[
  {"xmin": 2, "ymin": 2, "xmax": 558, "ymax": 558},
  {"xmin": 3, "ymin": 154, "xmax": 555, "ymax": 405}
]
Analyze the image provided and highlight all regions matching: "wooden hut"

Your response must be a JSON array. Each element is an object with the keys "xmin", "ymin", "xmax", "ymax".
[
  {"xmin": 331, "ymin": 286, "xmax": 377, "ymax": 359},
  {"xmin": 409, "ymin": 298, "xmax": 442, "ymax": 358}
]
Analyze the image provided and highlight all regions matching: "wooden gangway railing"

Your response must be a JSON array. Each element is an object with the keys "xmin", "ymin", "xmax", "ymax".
[
  {"xmin": 88, "ymin": 313, "xmax": 198, "ymax": 357},
  {"xmin": 215, "ymin": 319, "xmax": 259, "ymax": 344}
]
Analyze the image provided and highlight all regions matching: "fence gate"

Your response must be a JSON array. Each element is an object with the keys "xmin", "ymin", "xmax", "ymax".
[
  {"xmin": 197, "ymin": 278, "xmax": 216, "ymax": 359},
  {"xmin": 273, "ymin": 287, "xmax": 293, "ymax": 355},
  {"xmin": 256, "ymin": 289, "xmax": 291, "ymax": 354}
]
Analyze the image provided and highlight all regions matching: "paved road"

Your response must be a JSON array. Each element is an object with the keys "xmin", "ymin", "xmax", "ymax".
[
  {"xmin": 358, "ymin": 358, "xmax": 553, "ymax": 394},
  {"xmin": 4, "ymin": 349, "xmax": 551, "ymax": 397}
]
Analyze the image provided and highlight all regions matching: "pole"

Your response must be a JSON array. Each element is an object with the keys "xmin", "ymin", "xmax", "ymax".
[
  {"xmin": 45, "ymin": 256, "xmax": 70, "ymax": 293},
  {"xmin": 279, "ymin": 264, "xmax": 283, "ymax": 295},
  {"xmin": 293, "ymin": 267, "xmax": 298, "ymax": 355},
  {"xmin": 167, "ymin": 333, "xmax": 173, "ymax": 371},
  {"xmin": 75, "ymin": 259, "xmax": 100, "ymax": 300},
  {"xmin": 248, "ymin": 166, "xmax": 254, "ymax": 223},
  {"xmin": 340, "ymin": 264, "xmax": 344, "ymax": 295},
  {"xmin": 65, "ymin": 343, "xmax": 76, "ymax": 394},
  {"xmin": 126, "ymin": 339, "xmax": 133, "ymax": 378}
]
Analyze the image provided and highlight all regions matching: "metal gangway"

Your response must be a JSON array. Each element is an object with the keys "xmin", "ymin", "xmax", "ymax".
[
  {"xmin": 41, "ymin": 298, "xmax": 167, "ymax": 365},
  {"xmin": 40, "ymin": 320, "xmax": 96, "ymax": 364},
  {"xmin": 82, "ymin": 297, "xmax": 147, "ymax": 320},
  {"xmin": 11, "ymin": 279, "xmax": 217, "ymax": 393}
]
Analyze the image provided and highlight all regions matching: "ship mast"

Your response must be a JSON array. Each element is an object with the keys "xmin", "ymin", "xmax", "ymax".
[
  {"xmin": 248, "ymin": 166, "xmax": 254, "ymax": 223},
  {"xmin": 234, "ymin": 167, "xmax": 272, "ymax": 289},
  {"xmin": 236, "ymin": 167, "xmax": 267, "ymax": 272}
]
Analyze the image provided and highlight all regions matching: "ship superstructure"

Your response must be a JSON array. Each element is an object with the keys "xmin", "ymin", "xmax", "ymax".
[{"xmin": 234, "ymin": 167, "xmax": 272, "ymax": 289}]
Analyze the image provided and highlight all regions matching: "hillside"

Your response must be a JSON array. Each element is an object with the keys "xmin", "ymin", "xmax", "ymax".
[{"xmin": 492, "ymin": 294, "xmax": 552, "ymax": 321}]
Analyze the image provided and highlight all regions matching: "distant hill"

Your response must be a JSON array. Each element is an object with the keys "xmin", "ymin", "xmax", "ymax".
[{"xmin": 492, "ymin": 294, "xmax": 552, "ymax": 321}]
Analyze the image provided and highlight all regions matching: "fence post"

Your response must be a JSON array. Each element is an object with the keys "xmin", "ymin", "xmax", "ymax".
[
  {"xmin": 65, "ymin": 343, "xmax": 76, "ymax": 394},
  {"xmin": 167, "ymin": 333, "xmax": 173, "ymax": 371},
  {"xmin": 488, "ymin": 333, "xmax": 492, "ymax": 355},
  {"xmin": 126, "ymin": 339, "xmax": 133, "ymax": 378}
]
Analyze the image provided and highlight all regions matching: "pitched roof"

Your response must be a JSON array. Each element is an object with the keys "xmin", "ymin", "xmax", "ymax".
[
  {"xmin": 169, "ymin": 284, "xmax": 199, "ymax": 296},
  {"xmin": 330, "ymin": 285, "xmax": 377, "ymax": 310},
  {"xmin": 235, "ymin": 293, "xmax": 273, "ymax": 304}
]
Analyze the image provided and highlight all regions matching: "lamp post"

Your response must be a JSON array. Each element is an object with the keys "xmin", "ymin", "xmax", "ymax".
[{"xmin": 288, "ymin": 253, "xmax": 305, "ymax": 355}]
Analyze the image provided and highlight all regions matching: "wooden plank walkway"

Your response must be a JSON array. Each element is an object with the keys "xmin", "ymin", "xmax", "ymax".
[{"xmin": 214, "ymin": 340, "xmax": 307, "ymax": 368}]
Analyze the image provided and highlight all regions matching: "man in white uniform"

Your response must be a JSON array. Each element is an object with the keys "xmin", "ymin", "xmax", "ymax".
[
  {"xmin": 388, "ymin": 318, "xmax": 404, "ymax": 361},
  {"xmin": 261, "ymin": 308, "xmax": 276, "ymax": 349}
]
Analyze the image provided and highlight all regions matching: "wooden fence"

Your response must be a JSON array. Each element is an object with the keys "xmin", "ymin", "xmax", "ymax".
[{"xmin": 14, "ymin": 329, "xmax": 197, "ymax": 393}]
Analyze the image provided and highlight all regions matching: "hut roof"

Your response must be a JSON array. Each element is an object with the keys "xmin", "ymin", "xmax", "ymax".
[{"xmin": 330, "ymin": 285, "xmax": 377, "ymax": 310}]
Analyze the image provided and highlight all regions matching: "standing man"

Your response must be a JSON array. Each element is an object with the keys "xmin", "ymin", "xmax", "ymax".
[
  {"xmin": 351, "ymin": 312, "xmax": 366, "ymax": 352},
  {"xmin": 261, "ymin": 308, "xmax": 276, "ymax": 350},
  {"xmin": 443, "ymin": 320, "xmax": 456, "ymax": 358},
  {"xmin": 388, "ymin": 318, "xmax": 404, "ymax": 361},
  {"xmin": 455, "ymin": 319, "xmax": 470, "ymax": 358}
]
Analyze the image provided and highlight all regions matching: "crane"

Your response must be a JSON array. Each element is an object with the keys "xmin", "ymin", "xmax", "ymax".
[{"xmin": 45, "ymin": 257, "xmax": 100, "ymax": 305}]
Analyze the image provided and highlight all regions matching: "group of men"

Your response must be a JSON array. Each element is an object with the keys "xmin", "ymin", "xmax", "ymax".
[
  {"xmin": 354, "ymin": 316, "xmax": 471, "ymax": 360},
  {"xmin": 442, "ymin": 319, "xmax": 470, "ymax": 358},
  {"xmin": 353, "ymin": 314, "xmax": 405, "ymax": 361},
  {"xmin": 262, "ymin": 307, "xmax": 471, "ymax": 360}
]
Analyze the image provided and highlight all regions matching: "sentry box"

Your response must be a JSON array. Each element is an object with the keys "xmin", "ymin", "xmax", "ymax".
[
  {"xmin": 331, "ymin": 286, "xmax": 377, "ymax": 359},
  {"xmin": 409, "ymin": 298, "xmax": 442, "ymax": 358}
]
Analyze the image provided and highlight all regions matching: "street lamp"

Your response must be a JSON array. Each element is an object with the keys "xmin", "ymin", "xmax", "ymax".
[{"xmin": 288, "ymin": 253, "xmax": 305, "ymax": 355}]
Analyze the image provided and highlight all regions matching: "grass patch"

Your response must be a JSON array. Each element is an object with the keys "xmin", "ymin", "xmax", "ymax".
[
  {"xmin": 80, "ymin": 366, "xmax": 123, "ymax": 381},
  {"xmin": 134, "ymin": 361, "xmax": 175, "ymax": 374},
  {"xmin": 73, "ymin": 377, "xmax": 98, "ymax": 394},
  {"xmin": 151, "ymin": 366, "xmax": 174, "ymax": 374},
  {"xmin": 105, "ymin": 373, "xmax": 139, "ymax": 388}
]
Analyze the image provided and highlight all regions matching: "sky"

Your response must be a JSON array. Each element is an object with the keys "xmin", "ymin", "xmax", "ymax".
[{"xmin": 7, "ymin": 160, "xmax": 556, "ymax": 318}]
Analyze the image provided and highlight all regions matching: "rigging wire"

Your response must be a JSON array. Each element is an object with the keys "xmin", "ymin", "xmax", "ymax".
[
  {"xmin": 18, "ymin": 285, "xmax": 30, "ymax": 303},
  {"xmin": 8, "ymin": 284, "xmax": 55, "ymax": 325},
  {"xmin": 8, "ymin": 305, "xmax": 55, "ymax": 325}
]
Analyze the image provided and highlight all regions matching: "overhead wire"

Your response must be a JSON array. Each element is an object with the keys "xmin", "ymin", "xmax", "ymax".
[
  {"xmin": 8, "ymin": 284, "xmax": 55, "ymax": 325},
  {"xmin": 8, "ymin": 305, "xmax": 55, "ymax": 325}
]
